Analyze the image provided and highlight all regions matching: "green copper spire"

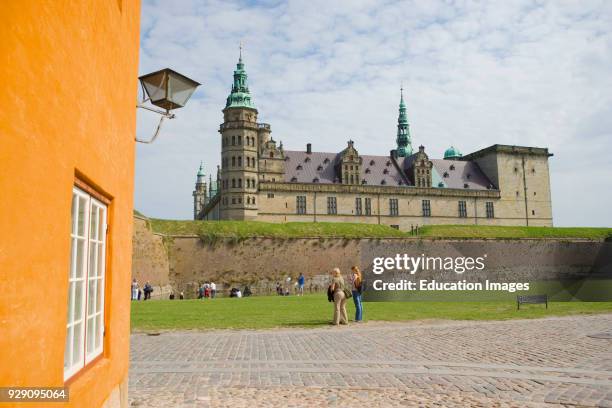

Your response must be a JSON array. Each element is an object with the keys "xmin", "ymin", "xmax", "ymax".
[
  {"xmin": 396, "ymin": 86, "xmax": 412, "ymax": 157},
  {"xmin": 225, "ymin": 44, "xmax": 256, "ymax": 110},
  {"xmin": 197, "ymin": 161, "xmax": 204, "ymax": 177}
]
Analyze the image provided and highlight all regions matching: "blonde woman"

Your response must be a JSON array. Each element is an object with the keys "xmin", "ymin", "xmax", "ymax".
[
  {"xmin": 350, "ymin": 266, "xmax": 364, "ymax": 322},
  {"xmin": 330, "ymin": 268, "xmax": 349, "ymax": 325}
]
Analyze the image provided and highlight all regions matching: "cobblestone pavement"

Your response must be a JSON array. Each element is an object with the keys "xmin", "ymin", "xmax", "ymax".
[{"xmin": 129, "ymin": 314, "xmax": 612, "ymax": 407}]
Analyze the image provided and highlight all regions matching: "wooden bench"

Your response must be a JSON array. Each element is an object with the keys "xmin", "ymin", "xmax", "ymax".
[{"xmin": 517, "ymin": 294, "xmax": 548, "ymax": 310}]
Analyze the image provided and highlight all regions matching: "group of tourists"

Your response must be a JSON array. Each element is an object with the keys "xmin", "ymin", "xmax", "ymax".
[
  {"xmin": 276, "ymin": 273, "xmax": 306, "ymax": 296},
  {"xmin": 197, "ymin": 282, "xmax": 217, "ymax": 299},
  {"xmin": 131, "ymin": 278, "xmax": 154, "ymax": 301},
  {"xmin": 327, "ymin": 266, "xmax": 364, "ymax": 325}
]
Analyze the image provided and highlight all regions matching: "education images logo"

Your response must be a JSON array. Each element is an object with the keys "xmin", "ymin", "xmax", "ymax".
[{"xmin": 370, "ymin": 254, "xmax": 530, "ymax": 293}]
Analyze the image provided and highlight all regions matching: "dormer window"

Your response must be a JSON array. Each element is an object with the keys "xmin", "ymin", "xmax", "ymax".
[
  {"xmin": 333, "ymin": 177, "xmax": 339, "ymax": 183},
  {"xmin": 317, "ymin": 165, "xmax": 323, "ymax": 171},
  {"xmin": 381, "ymin": 179, "xmax": 386, "ymax": 185},
  {"xmin": 438, "ymin": 182, "xmax": 444, "ymax": 187},
  {"xmin": 296, "ymin": 164, "xmax": 303, "ymax": 170},
  {"xmin": 284, "ymin": 156, "xmax": 290, "ymax": 161},
  {"xmin": 361, "ymin": 179, "xmax": 367, "ymax": 185},
  {"xmin": 398, "ymin": 180, "xmax": 403, "ymax": 185},
  {"xmin": 450, "ymin": 165, "xmax": 455, "ymax": 171},
  {"xmin": 290, "ymin": 176, "xmax": 297, "ymax": 182},
  {"xmin": 386, "ymin": 160, "xmax": 391, "ymax": 166},
  {"xmin": 270, "ymin": 152, "xmax": 274, "ymax": 158},
  {"xmin": 467, "ymin": 173, "xmax": 471, "ymax": 179},
  {"xmin": 370, "ymin": 160, "xmax": 375, "ymax": 166},
  {"xmin": 464, "ymin": 183, "xmax": 469, "ymax": 188},
  {"xmin": 365, "ymin": 168, "xmax": 371, "ymax": 174},
  {"xmin": 313, "ymin": 177, "xmax": 319, "ymax": 183},
  {"xmin": 443, "ymin": 172, "xmax": 449, "ymax": 178},
  {"xmin": 304, "ymin": 157, "xmax": 311, "ymax": 162},
  {"xmin": 323, "ymin": 158, "xmax": 330, "ymax": 164},
  {"xmin": 383, "ymin": 168, "xmax": 389, "ymax": 174}
]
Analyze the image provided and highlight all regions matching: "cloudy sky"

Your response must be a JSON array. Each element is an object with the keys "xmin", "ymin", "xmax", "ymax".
[{"xmin": 135, "ymin": 0, "xmax": 612, "ymax": 227}]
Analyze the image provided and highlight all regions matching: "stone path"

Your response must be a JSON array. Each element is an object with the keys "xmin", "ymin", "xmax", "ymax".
[{"xmin": 129, "ymin": 314, "xmax": 612, "ymax": 407}]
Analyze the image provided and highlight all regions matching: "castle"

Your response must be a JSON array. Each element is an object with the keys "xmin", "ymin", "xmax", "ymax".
[{"xmin": 193, "ymin": 52, "xmax": 553, "ymax": 230}]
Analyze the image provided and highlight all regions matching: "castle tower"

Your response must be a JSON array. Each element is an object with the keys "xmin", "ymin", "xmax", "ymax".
[
  {"xmin": 192, "ymin": 162, "xmax": 207, "ymax": 219},
  {"xmin": 396, "ymin": 87, "xmax": 413, "ymax": 157},
  {"xmin": 219, "ymin": 48, "xmax": 260, "ymax": 220}
]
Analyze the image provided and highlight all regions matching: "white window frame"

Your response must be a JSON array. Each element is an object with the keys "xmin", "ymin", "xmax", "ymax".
[{"xmin": 64, "ymin": 186, "xmax": 107, "ymax": 381}]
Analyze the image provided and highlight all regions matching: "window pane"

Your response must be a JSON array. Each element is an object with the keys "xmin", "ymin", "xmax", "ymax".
[
  {"xmin": 95, "ymin": 314, "xmax": 102, "ymax": 349},
  {"xmin": 70, "ymin": 238, "xmax": 77, "ymax": 279},
  {"xmin": 72, "ymin": 321, "xmax": 83, "ymax": 365},
  {"xmin": 96, "ymin": 278, "xmax": 103, "ymax": 313},
  {"xmin": 86, "ymin": 316, "xmax": 95, "ymax": 353},
  {"xmin": 74, "ymin": 280, "xmax": 85, "ymax": 321},
  {"xmin": 90, "ymin": 205, "xmax": 98, "ymax": 240},
  {"xmin": 71, "ymin": 194, "xmax": 78, "ymax": 235},
  {"xmin": 89, "ymin": 242, "xmax": 98, "ymax": 278},
  {"xmin": 88, "ymin": 279, "xmax": 97, "ymax": 316},
  {"xmin": 64, "ymin": 326, "xmax": 72, "ymax": 370},
  {"xmin": 77, "ymin": 197, "xmax": 87, "ymax": 236},
  {"xmin": 98, "ymin": 208, "xmax": 106, "ymax": 239},
  {"xmin": 98, "ymin": 244, "xmax": 105, "ymax": 279},
  {"xmin": 75, "ymin": 239, "xmax": 86, "ymax": 279},
  {"xmin": 67, "ymin": 281, "xmax": 75, "ymax": 322}
]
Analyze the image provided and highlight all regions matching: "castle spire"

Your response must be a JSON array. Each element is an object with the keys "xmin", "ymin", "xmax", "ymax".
[
  {"xmin": 396, "ymin": 85, "xmax": 412, "ymax": 157},
  {"xmin": 225, "ymin": 45, "xmax": 256, "ymax": 109}
]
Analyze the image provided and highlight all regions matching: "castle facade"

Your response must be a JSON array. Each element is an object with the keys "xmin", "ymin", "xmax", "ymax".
[{"xmin": 193, "ymin": 54, "xmax": 553, "ymax": 230}]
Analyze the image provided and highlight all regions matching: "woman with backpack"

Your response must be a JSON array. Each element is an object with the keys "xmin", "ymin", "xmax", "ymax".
[{"xmin": 350, "ymin": 266, "xmax": 364, "ymax": 322}]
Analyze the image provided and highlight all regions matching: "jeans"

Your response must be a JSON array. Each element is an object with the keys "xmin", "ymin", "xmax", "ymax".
[{"xmin": 352, "ymin": 290, "xmax": 363, "ymax": 321}]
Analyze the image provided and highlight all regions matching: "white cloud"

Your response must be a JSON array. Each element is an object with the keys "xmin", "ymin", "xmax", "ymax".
[{"xmin": 135, "ymin": 0, "xmax": 612, "ymax": 227}]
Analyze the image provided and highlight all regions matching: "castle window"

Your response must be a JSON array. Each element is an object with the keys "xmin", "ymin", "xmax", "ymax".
[
  {"xmin": 381, "ymin": 179, "xmax": 386, "ymax": 185},
  {"xmin": 345, "ymin": 165, "xmax": 348, "ymax": 171},
  {"xmin": 238, "ymin": 197, "xmax": 242, "ymax": 204},
  {"xmin": 267, "ymin": 193, "xmax": 275, "ymax": 198},
  {"xmin": 458, "ymin": 201, "xmax": 467, "ymax": 218},
  {"xmin": 389, "ymin": 198, "xmax": 399, "ymax": 216},
  {"xmin": 349, "ymin": 155, "xmax": 353, "ymax": 161},
  {"xmin": 532, "ymin": 209, "xmax": 535, "ymax": 215},
  {"xmin": 296, "ymin": 196, "xmax": 306, "ymax": 214},
  {"xmin": 232, "ymin": 136, "xmax": 236, "ymax": 145},
  {"xmin": 238, "ymin": 179, "xmax": 242, "ymax": 188},
  {"xmin": 238, "ymin": 135, "xmax": 242, "ymax": 145},
  {"xmin": 365, "ymin": 198, "xmax": 372, "ymax": 215},
  {"xmin": 232, "ymin": 179, "xmax": 236, "ymax": 188},
  {"xmin": 516, "ymin": 191, "xmax": 520, "ymax": 197},
  {"xmin": 532, "ymin": 168, "xmax": 536, "ymax": 174},
  {"xmin": 533, "ymin": 191, "xmax": 536, "ymax": 196},
  {"xmin": 327, "ymin": 197, "xmax": 337, "ymax": 215},
  {"xmin": 355, "ymin": 198, "xmax": 362, "ymax": 216},
  {"xmin": 252, "ymin": 197, "xmax": 256, "ymax": 205},
  {"xmin": 238, "ymin": 156, "xmax": 242, "ymax": 167},
  {"xmin": 350, "ymin": 175, "xmax": 354, "ymax": 184},
  {"xmin": 486, "ymin": 202, "xmax": 494, "ymax": 218},
  {"xmin": 232, "ymin": 157, "xmax": 236, "ymax": 167},
  {"xmin": 65, "ymin": 185, "xmax": 108, "ymax": 380},
  {"xmin": 270, "ymin": 152, "xmax": 274, "ymax": 158},
  {"xmin": 247, "ymin": 197, "xmax": 250, "ymax": 204},
  {"xmin": 422, "ymin": 200, "xmax": 431, "ymax": 217},
  {"xmin": 514, "ymin": 167, "xmax": 518, "ymax": 173},
  {"xmin": 232, "ymin": 198, "xmax": 236, "ymax": 204}
]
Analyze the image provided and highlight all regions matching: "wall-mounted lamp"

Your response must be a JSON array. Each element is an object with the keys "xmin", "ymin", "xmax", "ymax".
[{"xmin": 136, "ymin": 68, "xmax": 201, "ymax": 144}]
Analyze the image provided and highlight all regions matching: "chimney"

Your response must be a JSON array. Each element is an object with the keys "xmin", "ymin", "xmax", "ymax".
[{"xmin": 306, "ymin": 143, "xmax": 312, "ymax": 154}]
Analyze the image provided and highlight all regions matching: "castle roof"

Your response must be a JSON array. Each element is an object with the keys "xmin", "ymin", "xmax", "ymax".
[{"xmin": 283, "ymin": 150, "xmax": 493, "ymax": 189}]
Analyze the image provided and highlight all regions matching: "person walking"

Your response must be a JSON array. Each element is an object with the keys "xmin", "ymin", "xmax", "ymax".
[
  {"xmin": 330, "ymin": 268, "xmax": 349, "ymax": 325},
  {"xmin": 350, "ymin": 266, "xmax": 364, "ymax": 322},
  {"xmin": 131, "ymin": 278, "xmax": 139, "ymax": 301},
  {"xmin": 297, "ymin": 273, "xmax": 305, "ymax": 296}
]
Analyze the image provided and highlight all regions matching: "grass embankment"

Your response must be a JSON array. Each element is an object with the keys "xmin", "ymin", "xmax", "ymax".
[
  {"xmin": 131, "ymin": 294, "xmax": 612, "ymax": 331},
  {"xmin": 144, "ymin": 218, "xmax": 612, "ymax": 240}
]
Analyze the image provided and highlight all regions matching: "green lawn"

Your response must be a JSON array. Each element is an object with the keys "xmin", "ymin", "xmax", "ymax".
[
  {"xmin": 142, "ymin": 217, "xmax": 611, "ymax": 240},
  {"xmin": 130, "ymin": 294, "xmax": 612, "ymax": 331}
]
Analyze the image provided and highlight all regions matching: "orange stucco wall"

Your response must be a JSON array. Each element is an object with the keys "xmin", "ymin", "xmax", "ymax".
[{"xmin": 0, "ymin": 1, "xmax": 141, "ymax": 407}]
